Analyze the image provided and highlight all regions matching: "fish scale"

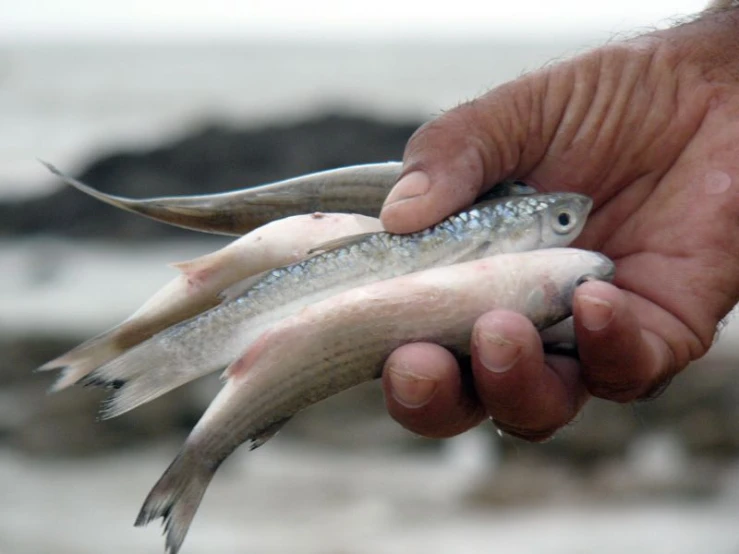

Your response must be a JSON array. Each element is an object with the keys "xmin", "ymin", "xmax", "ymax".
[
  {"xmin": 38, "ymin": 211, "xmax": 387, "ymax": 391},
  {"xmin": 86, "ymin": 191, "xmax": 592, "ymax": 420},
  {"xmin": 133, "ymin": 248, "xmax": 615, "ymax": 554},
  {"xmin": 242, "ymin": 196, "xmax": 552, "ymax": 300},
  {"xmin": 43, "ymin": 160, "xmax": 537, "ymax": 236}
]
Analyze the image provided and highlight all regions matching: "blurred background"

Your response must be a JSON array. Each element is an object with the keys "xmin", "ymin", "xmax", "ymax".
[{"xmin": 1, "ymin": 1, "xmax": 738, "ymax": 553}]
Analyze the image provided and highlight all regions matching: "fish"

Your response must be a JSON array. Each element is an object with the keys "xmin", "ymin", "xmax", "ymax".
[
  {"xmin": 40, "ymin": 177, "xmax": 533, "ymax": 390},
  {"xmin": 41, "ymin": 161, "xmax": 401, "ymax": 235},
  {"xmin": 84, "ymin": 192, "xmax": 592, "ymax": 418},
  {"xmin": 134, "ymin": 248, "xmax": 616, "ymax": 554},
  {"xmin": 41, "ymin": 161, "xmax": 535, "ymax": 236},
  {"xmin": 38, "ymin": 212, "xmax": 384, "ymax": 391}
]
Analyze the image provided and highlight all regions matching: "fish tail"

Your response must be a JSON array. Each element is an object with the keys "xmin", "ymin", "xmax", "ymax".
[
  {"xmin": 84, "ymin": 331, "xmax": 228, "ymax": 418},
  {"xmin": 81, "ymin": 335, "xmax": 173, "ymax": 390},
  {"xmin": 40, "ymin": 159, "xmax": 236, "ymax": 236},
  {"xmin": 135, "ymin": 448, "xmax": 217, "ymax": 554},
  {"xmin": 99, "ymin": 373, "xmax": 185, "ymax": 419},
  {"xmin": 39, "ymin": 160, "xmax": 140, "ymax": 214},
  {"xmin": 38, "ymin": 332, "xmax": 126, "ymax": 392}
]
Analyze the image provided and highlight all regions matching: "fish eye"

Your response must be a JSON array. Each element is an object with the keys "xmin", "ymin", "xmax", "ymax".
[{"xmin": 552, "ymin": 208, "xmax": 576, "ymax": 234}]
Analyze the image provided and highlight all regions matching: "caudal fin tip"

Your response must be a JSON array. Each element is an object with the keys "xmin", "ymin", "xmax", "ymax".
[
  {"xmin": 97, "ymin": 403, "xmax": 122, "ymax": 421},
  {"xmin": 135, "ymin": 503, "xmax": 185, "ymax": 554},
  {"xmin": 134, "ymin": 452, "xmax": 206, "ymax": 554},
  {"xmin": 35, "ymin": 360, "xmax": 60, "ymax": 373},
  {"xmin": 134, "ymin": 506, "xmax": 158, "ymax": 528},
  {"xmin": 96, "ymin": 381, "xmax": 155, "ymax": 420},
  {"xmin": 38, "ymin": 159, "xmax": 59, "ymax": 174},
  {"xmin": 40, "ymin": 366, "xmax": 85, "ymax": 394},
  {"xmin": 47, "ymin": 373, "xmax": 72, "ymax": 394},
  {"xmin": 98, "ymin": 395, "xmax": 125, "ymax": 421}
]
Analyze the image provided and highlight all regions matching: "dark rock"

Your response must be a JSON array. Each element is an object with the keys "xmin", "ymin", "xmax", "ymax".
[{"xmin": 0, "ymin": 113, "xmax": 419, "ymax": 239}]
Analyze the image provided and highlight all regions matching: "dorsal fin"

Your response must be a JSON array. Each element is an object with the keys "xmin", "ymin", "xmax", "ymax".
[{"xmin": 169, "ymin": 254, "xmax": 217, "ymax": 288}]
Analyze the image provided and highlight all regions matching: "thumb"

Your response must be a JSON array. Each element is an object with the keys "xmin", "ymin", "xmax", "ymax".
[{"xmin": 380, "ymin": 71, "xmax": 565, "ymax": 234}]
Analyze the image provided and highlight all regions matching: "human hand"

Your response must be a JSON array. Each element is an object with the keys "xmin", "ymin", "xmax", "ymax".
[{"xmin": 379, "ymin": 9, "xmax": 739, "ymax": 441}]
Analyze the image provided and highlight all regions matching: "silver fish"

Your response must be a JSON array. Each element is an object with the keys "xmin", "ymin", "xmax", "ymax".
[
  {"xmin": 134, "ymin": 248, "xmax": 615, "ymax": 554},
  {"xmin": 41, "ymin": 161, "xmax": 534, "ymax": 236},
  {"xmin": 85, "ymin": 192, "xmax": 592, "ymax": 418},
  {"xmin": 38, "ymin": 212, "xmax": 384, "ymax": 391}
]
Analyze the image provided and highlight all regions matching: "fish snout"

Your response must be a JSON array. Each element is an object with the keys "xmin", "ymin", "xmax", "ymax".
[
  {"xmin": 534, "ymin": 249, "xmax": 615, "ymax": 325},
  {"xmin": 576, "ymin": 251, "xmax": 616, "ymax": 285}
]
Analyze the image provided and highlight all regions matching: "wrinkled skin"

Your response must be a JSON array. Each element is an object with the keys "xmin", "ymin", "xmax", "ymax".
[{"xmin": 379, "ymin": 9, "xmax": 739, "ymax": 441}]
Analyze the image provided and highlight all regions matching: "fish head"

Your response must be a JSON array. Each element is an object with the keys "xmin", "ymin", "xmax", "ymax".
[
  {"xmin": 522, "ymin": 248, "xmax": 615, "ymax": 328},
  {"xmin": 535, "ymin": 193, "xmax": 592, "ymax": 248}
]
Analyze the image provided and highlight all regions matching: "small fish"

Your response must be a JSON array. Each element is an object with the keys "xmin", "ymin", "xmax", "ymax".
[
  {"xmin": 41, "ymin": 161, "xmax": 534, "ymax": 235},
  {"xmin": 41, "ymin": 161, "xmax": 399, "ymax": 235},
  {"xmin": 39, "ymin": 176, "xmax": 532, "ymax": 389},
  {"xmin": 38, "ymin": 212, "xmax": 384, "ymax": 390},
  {"xmin": 85, "ymin": 192, "xmax": 592, "ymax": 418},
  {"xmin": 134, "ymin": 248, "xmax": 615, "ymax": 554}
]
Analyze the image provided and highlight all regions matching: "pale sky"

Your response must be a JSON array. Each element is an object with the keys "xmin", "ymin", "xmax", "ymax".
[{"xmin": 0, "ymin": 0, "xmax": 712, "ymax": 41}]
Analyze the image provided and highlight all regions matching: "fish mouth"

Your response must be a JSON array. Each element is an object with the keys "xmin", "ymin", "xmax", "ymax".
[
  {"xmin": 583, "ymin": 195, "xmax": 594, "ymax": 215},
  {"xmin": 576, "ymin": 253, "xmax": 616, "ymax": 286},
  {"xmin": 573, "ymin": 194, "xmax": 594, "ymax": 217}
]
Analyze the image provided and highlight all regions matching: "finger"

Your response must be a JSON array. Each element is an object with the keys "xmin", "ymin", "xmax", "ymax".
[
  {"xmin": 379, "ymin": 56, "xmax": 585, "ymax": 235},
  {"xmin": 574, "ymin": 279, "xmax": 674, "ymax": 402},
  {"xmin": 471, "ymin": 310, "xmax": 589, "ymax": 441},
  {"xmin": 380, "ymin": 79, "xmax": 547, "ymax": 234},
  {"xmin": 382, "ymin": 342, "xmax": 485, "ymax": 438}
]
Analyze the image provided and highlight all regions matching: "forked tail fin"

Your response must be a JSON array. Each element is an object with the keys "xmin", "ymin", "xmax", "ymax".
[
  {"xmin": 38, "ymin": 331, "xmax": 125, "ymax": 392},
  {"xmin": 135, "ymin": 449, "xmax": 217, "ymax": 554},
  {"xmin": 88, "ymin": 340, "xmax": 225, "ymax": 419}
]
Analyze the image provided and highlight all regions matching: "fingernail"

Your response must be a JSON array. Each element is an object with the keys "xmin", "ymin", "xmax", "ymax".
[
  {"xmin": 578, "ymin": 294, "xmax": 614, "ymax": 331},
  {"xmin": 387, "ymin": 365, "xmax": 437, "ymax": 408},
  {"xmin": 383, "ymin": 171, "xmax": 431, "ymax": 207},
  {"xmin": 475, "ymin": 330, "xmax": 521, "ymax": 373}
]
